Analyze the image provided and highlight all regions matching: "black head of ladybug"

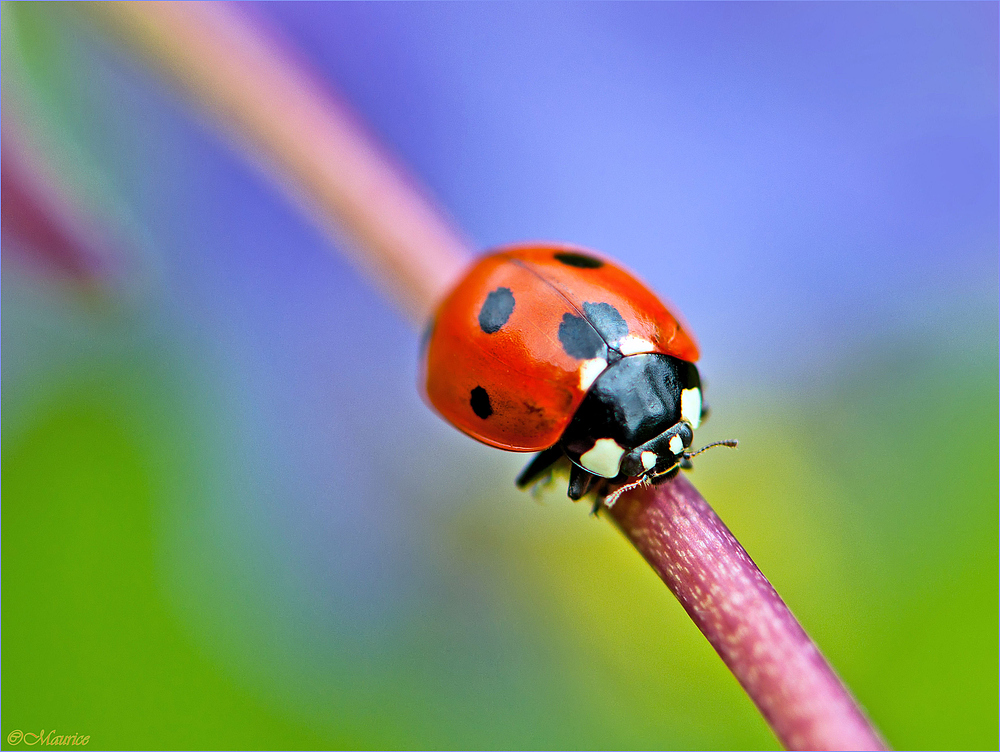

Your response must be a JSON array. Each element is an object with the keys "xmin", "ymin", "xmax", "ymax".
[
  {"xmin": 516, "ymin": 353, "xmax": 710, "ymax": 502},
  {"xmin": 559, "ymin": 353, "xmax": 702, "ymax": 493}
]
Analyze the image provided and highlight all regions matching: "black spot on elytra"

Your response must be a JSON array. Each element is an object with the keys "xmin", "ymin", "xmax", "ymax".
[
  {"xmin": 559, "ymin": 314, "xmax": 606, "ymax": 360},
  {"xmin": 470, "ymin": 386, "xmax": 493, "ymax": 419},
  {"xmin": 478, "ymin": 287, "xmax": 515, "ymax": 334},
  {"xmin": 558, "ymin": 302, "xmax": 630, "ymax": 360},
  {"xmin": 554, "ymin": 251, "xmax": 604, "ymax": 269},
  {"xmin": 583, "ymin": 302, "xmax": 628, "ymax": 345}
]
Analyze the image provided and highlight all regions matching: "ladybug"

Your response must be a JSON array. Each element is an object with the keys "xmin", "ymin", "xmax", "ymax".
[{"xmin": 421, "ymin": 244, "xmax": 731, "ymax": 507}]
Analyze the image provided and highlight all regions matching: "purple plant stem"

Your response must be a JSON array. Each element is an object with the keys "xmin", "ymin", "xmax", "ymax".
[
  {"xmin": 607, "ymin": 475, "xmax": 887, "ymax": 751},
  {"xmin": 90, "ymin": 1, "xmax": 471, "ymax": 324},
  {"xmin": 1, "ymin": 130, "xmax": 109, "ymax": 287}
]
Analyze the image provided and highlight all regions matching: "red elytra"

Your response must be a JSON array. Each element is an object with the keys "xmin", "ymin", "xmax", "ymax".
[{"xmin": 421, "ymin": 244, "xmax": 698, "ymax": 452}]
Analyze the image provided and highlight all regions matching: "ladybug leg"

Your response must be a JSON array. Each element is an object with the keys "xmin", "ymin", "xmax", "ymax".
[
  {"xmin": 567, "ymin": 464, "xmax": 596, "ymax": 501},
  {"xmin": 516, "ymin": 445, "xmax": 564, "ymax": 488},
  {"xmin": 651, "ymin": 465, "xmax": 682, "ymax": 484}
]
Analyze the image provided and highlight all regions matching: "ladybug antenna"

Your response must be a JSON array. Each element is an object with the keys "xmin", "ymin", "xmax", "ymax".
[
  {"xmin": 603, "ymin": 474, "xmax": 656, "ymax": 509},
  {"xmin": 685, "ymin": 439, "xmax": 738, "ymax": 459}
]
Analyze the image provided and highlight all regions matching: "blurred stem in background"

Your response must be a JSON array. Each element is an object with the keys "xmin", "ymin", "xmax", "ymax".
[
  {"xmin": 81, "ymin": 2, "xmax": 887, "ymax": 749},
  {"xmin": 86, "ymin": 0, "xmax": 471, "ymax": 324},
  {"xmin": 1, "ymin": 134, "xmax": 105, "ymax": 287}
]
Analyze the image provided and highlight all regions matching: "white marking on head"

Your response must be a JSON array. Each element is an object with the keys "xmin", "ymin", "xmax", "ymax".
[
  {"xmin": 580, "ymin": 438, "xmax": 625, "ymax": 478},
  {"xmin": 617, "ymin": 334, "xmax": 657, "ymax": 356},
  {"xmin": 578, "ymin": 358, "xmax": 607, "ymax": 391},
  {"xmin": 640, "ymin": 451, "xmax": 657, "ymax": 471},
  {"xmin": 668, "ymin": 434, "xmax": 685, "ymax": 455},
  {"xmin": 681, "ymin": 387, "xmax": 702, "ymax": 429}
]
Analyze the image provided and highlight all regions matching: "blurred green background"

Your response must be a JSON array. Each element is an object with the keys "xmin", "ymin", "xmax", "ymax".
[{"xmin": 3, "ymin": 3, "xmax": 997, "ymax": 750}]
